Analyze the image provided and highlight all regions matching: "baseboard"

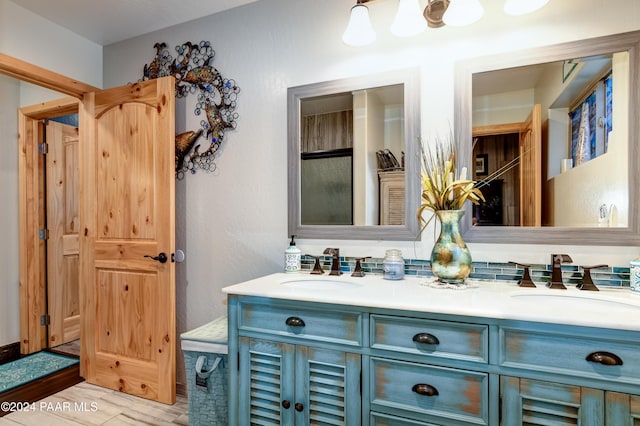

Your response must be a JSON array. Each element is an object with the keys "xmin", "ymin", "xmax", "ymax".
[
  {"xmin": 176, "ymin": 382, "xmax": 187, "ymax": 397},
  {"xmin": 0, "ymin": 343, "xmax": 20, "ymax": 366}
]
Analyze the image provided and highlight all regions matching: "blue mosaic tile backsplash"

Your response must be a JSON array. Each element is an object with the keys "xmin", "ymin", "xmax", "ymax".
[{"xmin": 300, "ymin": 255, "xmax": 631, "ymax": 287}]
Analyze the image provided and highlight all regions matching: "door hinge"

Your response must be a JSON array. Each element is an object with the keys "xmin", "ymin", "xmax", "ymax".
[
  {"xmin": 39, "ymin": 228, "xmax": 49, "ymax": 240},
  {"xmin": 40, "ymin": 314, "xmax": 50, "ymax": 326},
  {"xmin": 38, "ymin": 143, "xmax": 48, "ymax": 155}
]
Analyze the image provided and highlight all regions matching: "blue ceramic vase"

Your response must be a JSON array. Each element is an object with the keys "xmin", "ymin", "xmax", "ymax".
[{"xmin": 430, "ymin": 210, "xmax": 472, "ymax": 284}]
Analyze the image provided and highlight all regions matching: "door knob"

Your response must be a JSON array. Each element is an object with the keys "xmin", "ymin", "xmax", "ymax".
[
  {"xmin": 172, "ymin": 249, "xmax": 186, "ymax": 263},
  {"xmin": 144, "ymin": 252, "xmax": 168, "ymax": 263}
]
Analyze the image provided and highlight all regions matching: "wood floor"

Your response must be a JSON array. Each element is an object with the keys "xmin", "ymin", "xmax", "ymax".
[{"xmin": 1, "ymin": 382, "xmax": 188, "ymax": 425}]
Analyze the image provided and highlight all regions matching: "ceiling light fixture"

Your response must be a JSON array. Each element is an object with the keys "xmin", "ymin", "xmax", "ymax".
[
  {"xmin": 342, "ymin": 0, "xmax": 551, "ymax": 47},
  {"xmin": 442, "ymin": 0, "xmax": 484, "ymax": 26},
  {"xmin": 391, "ymin": 0, "xmax": 428, "ymax": 37},
  {"xmin": 342, "ymin": 1, "xmax": 378, "ymax": 47}
]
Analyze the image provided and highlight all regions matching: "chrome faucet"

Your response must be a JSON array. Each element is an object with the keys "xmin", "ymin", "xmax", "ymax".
[
  {"xmin": 548, "ymin": 254, "xmax": 572, "ymax": 289},
  {"xmin": 323, "ymin": 248, "xmax": 341, "ymax": 275}
]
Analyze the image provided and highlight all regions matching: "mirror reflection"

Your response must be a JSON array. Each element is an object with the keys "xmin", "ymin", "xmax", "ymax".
[
  {"xmin": 300, "ymin": 84, "xmax": 404, "ymax": 226},
  {"xmin": 288, "ymin": 69, "xmax": 420, "ymax": 241},
  {"xmin": 471, "ymin": 51, "xmax": 628, "ymax": 228},
  {"xmin": 455, "ymin": 30, "xmax": 640, "ymax": 245}
]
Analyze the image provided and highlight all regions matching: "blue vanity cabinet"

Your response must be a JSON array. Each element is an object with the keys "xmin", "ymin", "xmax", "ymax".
[
  {"xmin": 500, "ymin": 376, "xmax": 605, "ymax": 424},
  {"xmin": 237, "ymin": 336, "xmax": 362, "ymax": 425},
  {"xmin": 230, "ymin": 296, "xmax": 364, "ymax": 425},
  {"xmin": 498, "ymin": 322, "xmax": 640, "ymax": 425},
  {"xmin": 368, "ymin": 314, "xmax": 491, "ymax": 425},
  {"xmin": 227, "ymin": 292, "xmax": 640, "ymax": 425},
  {"xmin": 500, "ymin": 377, "xmax": 640, "ymax": 425}
]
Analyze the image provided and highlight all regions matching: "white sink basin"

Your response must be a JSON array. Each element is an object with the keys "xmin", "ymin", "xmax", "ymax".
[
  {"xmin": 510, "ymin": 290, "xmax": 640, "ymax": 311},
  {"xmin": 281, "ymin": 278, "xmax": 363, "ymax": 291}
]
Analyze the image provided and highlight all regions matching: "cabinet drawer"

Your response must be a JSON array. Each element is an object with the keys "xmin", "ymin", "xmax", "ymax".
[
  {"xmin": 370, "ymin": 357, "xmax": 489, "ymax": 425},
  {"xmin": 500, "ymin": 324, "xmax": 640, "ymax": 383},
  {"xmin": 238, "ymin": 299, "xmax": 363, "ymax": 347},
  {"xmin": 371, "ymin": 411, "xmax": 440, "ymax": 425},
  {"xmin": 371, "ymin": 315, "xmax": 489, "ymax": 363}
]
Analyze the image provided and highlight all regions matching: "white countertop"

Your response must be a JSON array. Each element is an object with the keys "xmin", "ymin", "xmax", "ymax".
[{"xmin": 222, "ymin": 272, "xmax": 640, "ymax": 332}]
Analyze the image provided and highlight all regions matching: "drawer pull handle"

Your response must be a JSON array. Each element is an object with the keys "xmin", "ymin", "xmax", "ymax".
[
  {"xmin": 282, "ymin": 400, "xmax": 291, "ymax": 409},
  {"xmin": 285, "ymin": 316, "xmax": 305, "ymax": 327},
  {"xmin": 412, "ymin": 383, "xmax": 439, "ymax": 397},
  {"xmin": 412, "ymin": 333, "xmax": 440, "ymax": 345},
  {"xmin": 294, "ymin": 402, "xmax": 304, "ymax": 412},
  {"xmin": 586, "ymin": 351, "xmax": 623, "ymax": 366}
]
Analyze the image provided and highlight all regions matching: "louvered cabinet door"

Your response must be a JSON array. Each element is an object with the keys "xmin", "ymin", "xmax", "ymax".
[
  {"xmin": 295, "ymin": 346, "xmax": 362, "ymax": 425},
  {"xmin": 500, "ymin": 376, "xmax": 605, "ymax": 426},
  {"xmin": 239, "ymin": 337, "xmax": 296, "ymax": 425},
  {"xmin": 239, "ymin": 337, "xmax": 362, "ymax": 425},
  {"xmin": 605, "ymin": 392, "xmax": 640, "ymax": 425}
]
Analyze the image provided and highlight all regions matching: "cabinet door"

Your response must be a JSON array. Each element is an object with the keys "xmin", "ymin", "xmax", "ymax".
[
  {"xmin": 239, "ymin": 337, "xmax": 362, "ymax": 425},
  {"xmin": 239, "ymin": 337, "xmax": 296, "ymax": 425},
  {"xmin": 606, "ymin": 392, "xmax": 640, "ymax": 425},
  {"xmin": 295, "ymin": 346, "xmax": 362, "ymax": 425},
  {"xmin": 500, "ymin": 376, "xmax": 604, "ymax": 426}
]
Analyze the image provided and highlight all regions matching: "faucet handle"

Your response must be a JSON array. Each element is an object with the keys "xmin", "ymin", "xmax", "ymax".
[
  {"xmin": 552, "ymin": 254, "xmax": 573, "ymax": 264},
  {"xmin": 306, "ymin": 254, "xmax": 325, "ymax": 275},
  {"xmin": 577, "ymin": 264, "xmax": 608, "ymax": 291},
  {"xmin": 509, "ymin": 261, "xmax": 536, "ymax": 288},
  {"xmin": 351, "ymin": 257, "xmax": 371, "ymax": 277},
  {"xmin": 323, "ymin": 247, "xmax": 339, "ymax": 257}
]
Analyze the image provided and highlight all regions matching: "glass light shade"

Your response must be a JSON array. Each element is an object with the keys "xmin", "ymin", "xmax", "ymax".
[
  {"xmin": 342, "ymin": 4, "xmax": 377, "ymax": 47},
  {"xmin": 442, "ymin": 0, "xmax": 484, "ymax": 26},
  {"xmin": 390, "ymin": 0, "xmax": 427, "ymax": 37},
  {"xmin": 504, "ymin": 0, "xmax": 550, "ymax": 15}
]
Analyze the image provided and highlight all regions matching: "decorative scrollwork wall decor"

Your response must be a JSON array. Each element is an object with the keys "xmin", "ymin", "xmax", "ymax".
[{"xmin": 141, "ymin": 41, "xmax": 240, "ymax": 179}]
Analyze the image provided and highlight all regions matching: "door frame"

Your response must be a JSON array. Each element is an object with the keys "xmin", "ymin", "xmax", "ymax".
[
  {"xmin": 2, "ymin": 53, "xmax": 98, "ymax": 354},
  {"xmin": 18, "ymin": 97, "xmax": 79, "ymax": 354}
]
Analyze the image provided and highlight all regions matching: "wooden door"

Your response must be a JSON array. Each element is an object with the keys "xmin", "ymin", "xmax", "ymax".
[
  {"xmin": 46, "ymin": 120, "xmax": 80, "ymax": 347},
  {"xmin": 519, "ymin": 104, "xmax": 542, "ymax": 226},
  {"xmin": 79, "ymin": 76, "xmax": 176, "ymax": 403}
]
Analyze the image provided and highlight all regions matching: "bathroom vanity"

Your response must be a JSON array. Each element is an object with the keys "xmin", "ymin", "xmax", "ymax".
[{"xmin": 223, "ymin": 273, "xmax": 640, "ymax": 425}]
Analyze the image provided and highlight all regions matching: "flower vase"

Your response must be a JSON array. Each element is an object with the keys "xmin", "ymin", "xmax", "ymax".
[{"xmin": 430, "ymin": 210, "xmax": 472, "ymax": 285}]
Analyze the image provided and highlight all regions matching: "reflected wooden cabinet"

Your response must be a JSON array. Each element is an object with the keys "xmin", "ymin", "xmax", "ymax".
[{"xmin": 379, "ymin": 170, "xmax": 405, "ymax": 225}]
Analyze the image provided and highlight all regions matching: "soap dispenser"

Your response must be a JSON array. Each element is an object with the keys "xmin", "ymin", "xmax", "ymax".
[{"xmin": 284, "ymin": 235, "xmax": 302, "ymax": 273}]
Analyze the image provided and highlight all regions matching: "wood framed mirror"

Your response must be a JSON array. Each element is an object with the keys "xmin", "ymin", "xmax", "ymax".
[
  {"xmin": 287, "ymin": 68, "xmax": 421, "ymax": 241},
  {"xmin": 455, "ymin": 31, "xmax": 640, "ymax": 245}
]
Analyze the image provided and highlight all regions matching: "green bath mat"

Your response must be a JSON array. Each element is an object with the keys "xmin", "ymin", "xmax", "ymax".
[{"xmin": 0, "ymin": 351, "xmax": 79, "ymax": 393}]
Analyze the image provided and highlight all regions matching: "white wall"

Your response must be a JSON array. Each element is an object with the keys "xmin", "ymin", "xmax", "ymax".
[
  {"xmin": 0, "ymin": 0, "xmax": 102, "ymax": 87},
  {"xmin": 0, "ymin": 74, "xmax": 20, "ymax": 347},
  {"xmin": 0, "ymin": 0, "xmax": 102, "ymax": 347}
]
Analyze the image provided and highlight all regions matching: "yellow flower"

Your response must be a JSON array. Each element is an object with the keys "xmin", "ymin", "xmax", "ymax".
[{"xmin": 418, "ymin": 134, "xmax": 485, "ymax": 230}]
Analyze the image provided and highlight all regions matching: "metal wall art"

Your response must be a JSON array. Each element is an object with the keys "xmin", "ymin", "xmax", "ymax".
[{"xmin": 141, "ymin": 41, "xmax": 240, "ymax": 179}]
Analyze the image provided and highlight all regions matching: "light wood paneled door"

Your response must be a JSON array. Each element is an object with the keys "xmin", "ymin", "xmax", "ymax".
[
  {"xmin": 46, "ymin": 121, "xmax": 80, "ymax": 347},
  {"xmin": 79, "ymin": 76, "xmax": 176, "ymax": 404},
  {"xmin": 519, "ymin": 104, "xmax": 542, "ymax": 226}
]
